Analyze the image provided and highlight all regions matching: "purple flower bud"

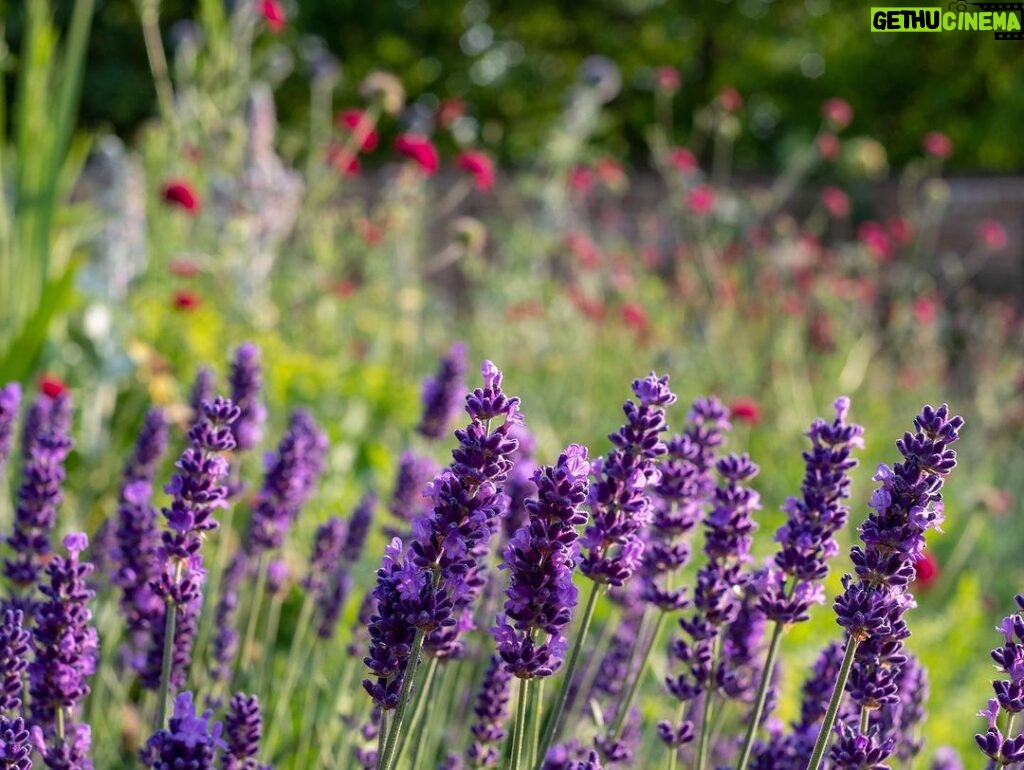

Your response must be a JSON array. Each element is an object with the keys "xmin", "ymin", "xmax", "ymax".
[
  {"xmin": 222, "ymin": 693, "xmax": 264, "ymax": 770},
  {"xmin": 388, "ymin": 451, "xmax": 437, "ymax": 527},
  {"xmin": 141, "ymin": 692, "xmax": 225, "ymax": 769},
  {"xmin": 0, "ymin": 383, "xmax": 22, "ymax": 472},
  {"xmin": 229, "ymin": 343, "xmax": 267, "ymax": 453},
  {"xmin": 0, "ymin": 610, "xmax": 30, "ymax": 712},
  {"xmin": 0, "ymin": 716, "xmax": 32, "ymax": 770},
  {"xmin": 189, "ymin": 368, "xmax": 216, "ymax": 425},
  {"xmin": 417, "ymin": 342, "xmax": 467, "ymax": 440}
]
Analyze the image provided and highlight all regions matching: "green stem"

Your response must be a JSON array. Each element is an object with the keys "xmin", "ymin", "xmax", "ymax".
[
  {"xmin": 736, "ymin": 620, "xmax": 785, "ymax": 770},
  {"xmin": 666, "ymin": 702, "xmax": 685, "ymax": 770},
  {"xmin": 267, "ymin": 594, "xmax": 314, "ymax": 754},
  {"xmin": 859, "ymin": 705, "xmax": 870, "ymax": 735},
  {"xmin": 156, "ymin": 601, "xmax": 178, "ymax": 729},
  {"xmin": 528, "ymin": 678, "xmax": 543, "ymax": 769},
  {"xmin": 136, "ymin": 0, "xmax": 175, "ymax": 119},
  {"xmin": 805, "ymin": 636, "xmax": 859, "ymax": 770},
  {"xmin": 610, "ymin": 609, "xmax": 665, "ymax": 741},
  {"xmin": 397, "ymin": 656, "xmax": 439, "ymax": 768},
  {"xmin": 695, "ymin": 633, "xmax": 723, "ymax": 770},
  {"xmin": 377, "ymin": 627, "xmax": 426, "ymax": 770},
  {"xmin": 508, "ymin": 676, "xmax": 529, "ymax": 770},
  {"xmin": 378, "ymin": 710, "xmax": 388, "ymax": 769},
  {"xmin": 536, "ymin": 581, "xmax": 603, "ymax": 767},
  {"xmin": 235, "ymin": 552, "xmax": 270, "ymax": 691}
]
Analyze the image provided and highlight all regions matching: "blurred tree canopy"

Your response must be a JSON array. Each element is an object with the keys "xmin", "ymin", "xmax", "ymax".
[{"xmin": 8, "ymin": 0, "xmax": 1024, "ymax": 171}]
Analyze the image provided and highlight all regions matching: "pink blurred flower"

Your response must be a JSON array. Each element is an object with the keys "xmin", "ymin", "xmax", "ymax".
[
  {"xmin": 912, "ymin": 552, "xmax": 939, "ymax": 590},
  {"xmin": 687, "ymin": 185, "xmax": 716, "ymax": 215},
  {"xmin": 260, "ymin": 0, "xmax": 286, "ymax": 33},
  {"xmin": 717, "ymin": 87, "xmax": 743, "ymax": 113},
  {"xmin": 620, "ymin": 302, "xmax": 649, "ymax": 333},
  {"xmin": 327, "ymin": 144, "xmax": 360, "ymax": 176},
  {"xmin": 816, "ymin": 132, "xmax": 840, "ymax": 161},
  {"xmin": 395, "ymin": 133, "xmax": 439, "ymax": 175},
  {"xmin": 655, "ymin": 66, "xmax": 682, "ymax": 93},
  {"xmin": 821, "ymin": 186, "xmax": 850, "ymax": 218},
  {"xmin": 566, "ymin": 231, "xmax": 601, "ymax": 269},
  {"xmin": 161, "ymin": 179, "xmax": 201, "ymax": 214},
  {"xmin": 978, "ymin": 219, "xmax": 1008, "ymax": 251},
  {"xmin": 822, "ymin": 98, "xmax": 854, "ymax": 130},
  {"xmin": 912, "ymin": 296, "xmax": 939, "ymax": 326},
  {"xmin": 169, "ymin": 259, "xmax": 200, "ymax": 278},
  {"xmin": 456, "ymin": 150, "xmax": 496, "ymax": 191},
  {"xmin": 568, "ymin": 165, "xmax": 594, "ymax": 194},
  {"xmin": 887, "ymin": 216, "xmax": 914, "ymax": 247},
  {"xmin": 729, "ymin": 397, "xmax": 762, "ymax": 425},
  {"xmin": 669, "ymin": 147, "xmax": 698, "ymax": 173},
  {"xmin": 858, "ymin": 221, "xmax": 891, "ymax": 261},
  {"xmin": 922, "ymin": 131, "xmax": 953, "ymax": 159},
  {"xmin": 438, "ymin": 98, "xmax": 467, "ymax": 129},
  {"xmin": 595, "ymin": 158, "xmax": 627, "ymax": 192},
  {"xmin": 335, "ymin": 109, "xmax": 378, "ymax": 153}
]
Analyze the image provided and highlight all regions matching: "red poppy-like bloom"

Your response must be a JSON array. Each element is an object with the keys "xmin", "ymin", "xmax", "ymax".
[
  {"xmin": 620, "ymin": 302, "xmax": 649, "ymax": 331},
  {"xmin": 912, "ymin": 551, "xmax": 939, "ymax": 589},
  {"xmin": 729, "ymin": 397, "xmax": 762, "ymax": 425},
  {"xmin": 335, "ymin": 109, "xmax": 378, "ymax": 153},
  {"xmin": 821, "ymin": 186, "xmax": 850, "ymax": 218},
  {"xmin": 169, "ymin": 258, "xmax": 200, "ymax": 278},
  {"xmin": 456, "ymin": 150, "xmax": 495, "ymax": 191},
  {"xmin": 978, "ymin": 219, "xmax": 1008, "ymax": 251},
  {"xmin": 655, "ymin": 66, "xmax": 681, "ymax": 93},
  {"xmin": 816, "ymin": 132, "xmax": 840, "ymax": 161},
  {"xmin": 922, "ymin": 131, "xmax": 953, "ymax": 159},
  {"xmin": 38, "ymin": 375, "xmax": 68, "ymax": 399},
  {"xmin": 173, "ymin": 290, "xmax": 201, "ymax": 311},
  {"xmin": 687, "ymin": 185, "xmax": 716, "ymax": 215},
  {"xmin": 717, "ymin": 86, "xmax": 743, "ymax": 113},
  {"xmin": 822, "ymin": 98, "xmax": 853, "ymax": 130},
  {"xmin": 260, "ymin": 0, "xmax": 286, "ymax": 33},
  {"xmin": 858, "ymin": 221, "xmax": 891, "ymax": 261},
  {"xmin": 912, "ymin": 296, "xmax": 939, "ymax": 326},
  {"xmin": 395, "ymin": 133, "xmax": 439, "ymax": 175},
  {"xmin": 161, "ymin": 179, "xmax": 201, "ymax": 214},
  {"xmin": 669, "ymin": 147, "xmax": 698, "ymax": 173}
]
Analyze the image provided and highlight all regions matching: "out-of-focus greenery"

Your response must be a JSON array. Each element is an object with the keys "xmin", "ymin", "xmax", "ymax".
[{"xmin": 6, "ymin": 0, "xmax": 1024, "ymax": 170}]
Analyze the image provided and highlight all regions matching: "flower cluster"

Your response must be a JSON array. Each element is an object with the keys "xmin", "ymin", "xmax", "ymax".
[
  {"xmin": 759, "ymin": 397, "xmax": 864, "ymax": 625},
  {"xmin": 0, "ymin": 382, "xmax": 21, "ymax": 471},
  {"xmin": 317, "ymin": 493, "xmax": 376, "ymax": 639},
  {"xmin": 387, "ymin": 451, "xmax": 437, "ymax": 530},
  {"xmin": 417, "ymin": 341, "xmax": 467, "ymax": 440},
  {"xmin": 141, "ymin": 692, "xmax": 225, "ymax": 769},
  {"xmin": 492, "ymin": 444, "xmax": 590, "ymax": 679},
  {"xmin": 830, "ymin": 404, "xmax": 963, "ymax": 765},
  {"xmin": 466, "ymin": 655, "xmax": 513, "ymax": 767},
  {"xmin": 228, "ymin": 342, "xmax": 267, "ymax": 453},
  {"xmin": 0, "ymin": 610, "xmax": 29, "ymax": 712},
  {"xmin": 976, "ymin": 594, "xmax": 1024, "ymax": 766},
  {"xmin": 580, "ymin": 372, "xmax": 676, "ymax": 586},
  {"xmin": 223, "ymin": 693, "xmax": 268, "ymax": 770},
  {"xmin": 29, "ymin": 533, "xmax": 98, "ymax": 768}
]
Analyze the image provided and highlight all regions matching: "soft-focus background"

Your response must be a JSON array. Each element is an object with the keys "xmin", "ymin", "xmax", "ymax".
[{"xmin": 0, "ymin": 0, "xmax": 1022, "ymax": 766}]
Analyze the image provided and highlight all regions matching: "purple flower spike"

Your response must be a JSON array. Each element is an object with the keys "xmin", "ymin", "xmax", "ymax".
[
  {"xmin": 581, "ymin": 372, "xmax": 676, "ymax": 587},
  {"xmin": 830, "ymin": 405, "xmax": 962, "ymax": 762},
  {"xmin": 29, "ymin": 532, "xmax": 97, "ymax": 766},
  {"xmin": 317, "ymin": 493, "xmax": 376, "ymax": 639},
  {"xmin": 759, "ymin": 397, "xmax": 864, "ymax": 625},
  {"xmin": 4, "ymin": 391, "xmax": 74, "ymax": 599},
  {"xmin": 0, "ymin": 716, "xmax": 32, "ymax": 769},
  {"xmin": 143, "ymin": 398, "xmax": 238, "ymax": 692},
  {"xmin": 302, "ymin": 518, "xmax": 347, "ymax": 599},
  {"xmin": 189, "ymin": 368, "xmax": 216, "ymax": 425},
  {"xmin": 492, "ymin": 445, "xmax": 590, "ymax": 679},
  {"xmin": 222, "ymin": 693, "xmax": 265, "ymax": 770},
  {"xmin": 0, "ymin": 383, "xmax": 21, "ymax": 472},
  {"xmin": 141, "ymin": 692, "xmax": 225, "ymax": 770},
  {"xmin": 0, "ymin": 610, "xmax": 30, "ymax": 712},
  {"xmin": 417, "ymin": 341, "xmax": 467, "ymax": 440},
  {"xmin": 228, "ymin": 343, "xmax": 267, "ymax": 453},
  {"xmin": 975, "ymin": 593, "xmax": 1024, "ymax": 767},
  {"xmin": 245, "ymin": 409, "xmax": 328, "ymax": 555},
  {"xmin": 388, "ymin": 451, "xmax": 438, "ymax": 529},
  {"xmin": 931, "ymin": 746, "xmax": 962, "ymax": 770},
  {"xmin": 466, "ymin": 655, "xmax": 512, "ymax": 767}
]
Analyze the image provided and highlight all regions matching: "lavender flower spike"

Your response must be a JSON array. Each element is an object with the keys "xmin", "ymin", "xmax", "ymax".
[
  {"xmin": 0, "ymin": 383, "xmax": 21, "ymax": 472},
  {"xmin": 222, "ymin": 693, "xmax": 267, "ymax": 770},
  {"xmin": 0, "ymin": 716, "xmax": 32, "ymax": 769},
  {"xmin": 29, "ymin": 533, "xmax": 98, "ymax": 769},
  {"xmin": 229, "ymin": 342, "xmax": 267, "ymax": 453},
  {"xmin": 580, "ymin": 372, "xmax": 676, "ymax": 587},
  {"xmin": 143, "ymin": 398, "xmax": 239, "ymax": 692},
  {"xmin": 975, "ymin": 594, "xmax": 1024, "ymax": 767},
  {"xmin": 466, "ymin": 655, "xmax": 513, "ymax": 767},
  {"xmin": 141, "ymin": 692, "xmax": 225, "ymax": 769},
  {"xmin": 492, "ymin": 445, "xmax": 590, "ymax": 679},
  {"xmin": 416, "ymin": 341, "xmax": 467, "ymax": 440},
  {"xmin": 0, "ymin": 610, "xmax": 30, "ymax": 713}
]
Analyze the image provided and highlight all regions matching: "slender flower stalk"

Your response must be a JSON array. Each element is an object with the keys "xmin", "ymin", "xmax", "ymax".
[
  {"xmin": 807, "ymin": 404, "xmax": 964, "ymax": 770},
  {"xmin": 0, "ymin": 383, "xmax": 22, "ymax": 474}
]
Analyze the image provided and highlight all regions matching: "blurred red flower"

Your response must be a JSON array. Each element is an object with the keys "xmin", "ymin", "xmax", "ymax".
[
  {"xmin": 173, "ymin": 290, "xmax": 201, "ymax": 311},
  {"xmin": 816, "ymin": 132, "xmax": 840, "ymax": 161},
  {"xmin": 169, "ymin": 259, "xmax": 200, "ymax": 278},
  {"xmin": 456, "ymin": 150, "xmax": 496, "ymax": 191},
  {"xmin": 38, "ymin": 375, "xmax": 68, "ymax": 399},
  {"xmin": 655, "ymin": 66, "xmax": 682, "ymax": 93},
  {"xmin": 822, "ymin": 98, "xmax": 853, "ymax": 130},
  {"xmin": 331, "ymin": 280, "xmax": 359, "ymax": 299},
  {"xmin": 620, "ymin": 302, "xmax": 649, "ymax": 332},
  {"xmin": 858, "ymin": 221, "xmax": 891, "ymax": 261},
  {"xmin": 977, "ymin": 219, "xmax": 1008, "ymax": 251},
  {"xmin": 335, "ymin": 109, "xmax": 378, "ymax": 153},
  {"xmin": 327, "ymin": 144, "xmax": 360, "ymax": 176},
  {"xmin": 161, "ymin": 179, "xmax": 201, "ymax": 214},
  {"xmin": 568, "ymin": 166, "xmax": 594, "ymax": 194},
  {"xmin": 260, "ymin": 0, "xmax": 286, "ymax": 32},
  {"xmin": 922, "ymin": 131, "xmax": 953, "ymax": 159},
  {"xmin": 687, "ymin": 185, "xmax": 716, "ymax": 215},
  {"xmin": 913, "ymin": 551, "xmax": 939, "ymax": 589},
  {"xmin": 729, "ymin": 398, "xmax": 762, "ymax": 425},
  {"xmin": 912, "ymin": 296, "xmax": 939, "ymax": 326},
  {"xmin": 887, "ymin": 216, "xmax": 915, "ymax": 247},
  {"xmin": 438, "ymin": 98, "xmax": 467, "ymax": 129},
  {"xmin": 821, "ymin": 186, "xmax": 850, "ymax": 218},
  {"xmin": 669, "ymin": 147, "xmax": 698, "ymax": 173},
  {"xmin": 395, "ymin": 133, "xmax": 439, "ymax": 175},
  {"xmin": 595, "ymin": 158, "xmax": 626, "ymax": 192},
  {"xmin": 717, "ymin": 87, "xmax": 743, "ymax": 113},
  {"xmin": 566, "ymin": 231, "xmax": 601, "ymax": 269}
]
